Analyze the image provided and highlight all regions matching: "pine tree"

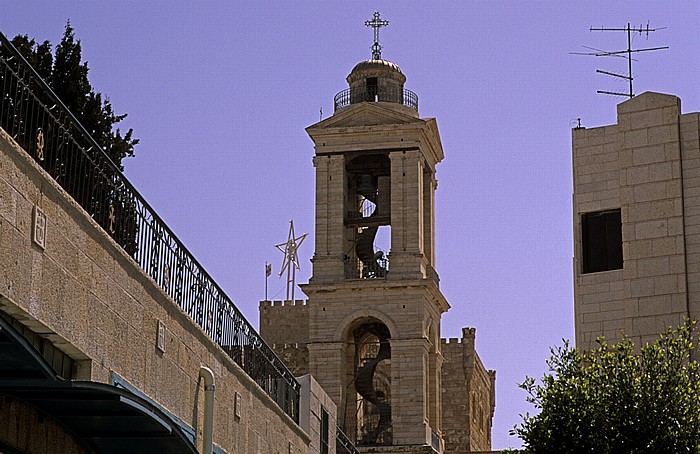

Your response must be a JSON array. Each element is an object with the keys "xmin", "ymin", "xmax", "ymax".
[{"xmin": 12, "ymin": 21, "xmax": 138, "ymax": 170}]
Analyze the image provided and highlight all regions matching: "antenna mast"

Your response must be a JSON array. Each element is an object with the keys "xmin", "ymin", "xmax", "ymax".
[{"xmin": 572, "ymin": 22, "xmax": 668, "ymax": 98}]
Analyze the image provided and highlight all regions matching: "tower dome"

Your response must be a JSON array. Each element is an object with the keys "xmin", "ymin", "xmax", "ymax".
[
  {"xmin": 333, "ymin": 58, "xmax": 418, "ymax": 112},
  {"xmin": 332, "ymin": 12, "xmax": 418, "ymax": 113}
]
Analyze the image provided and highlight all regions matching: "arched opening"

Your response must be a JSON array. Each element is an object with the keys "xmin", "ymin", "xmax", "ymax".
[
  {"xmin": 351, "ymin": 321, "xmax": 392, "ymax": 446},
  {"xmin": 344, "ymin": 154, "xmax": 391, "ymax": 280}
]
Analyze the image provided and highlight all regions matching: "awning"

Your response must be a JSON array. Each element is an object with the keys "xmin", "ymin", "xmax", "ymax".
[{"xmin": 0, "ymin": 316, "xmax": 198, "ymax": 453}]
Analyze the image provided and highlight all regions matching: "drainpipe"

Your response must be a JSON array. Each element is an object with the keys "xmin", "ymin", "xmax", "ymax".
[{"xmin": 199, "ymin": 366, "xmax": 215, "ymax": 454}]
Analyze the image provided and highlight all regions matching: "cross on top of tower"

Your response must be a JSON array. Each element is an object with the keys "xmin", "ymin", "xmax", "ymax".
[{"xmin": 365, "ymin": 11, "xmax": 389, "ymax": 60}]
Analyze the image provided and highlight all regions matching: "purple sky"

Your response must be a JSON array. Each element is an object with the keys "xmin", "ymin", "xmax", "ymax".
[{"xmin": 4, "ymin": 1, "xmax": 699, "ymax": 449}]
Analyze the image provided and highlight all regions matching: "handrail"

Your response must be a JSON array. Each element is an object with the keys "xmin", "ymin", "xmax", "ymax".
[
  {"xmin": 334, "ymin": 86, "xmax": 418, "ymax": 112},
  {"xmin": 0, "ymin": 32, "xmax": 300, "ymax": 422},
  {"xmin": 336, "ymin": 426, "xmax": 360, "ymax": 454}
]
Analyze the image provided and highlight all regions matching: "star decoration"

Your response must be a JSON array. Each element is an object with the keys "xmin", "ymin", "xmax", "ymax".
[{"xmin": 275, "ymin": 220, "xmax": 307, "ymax": 277}]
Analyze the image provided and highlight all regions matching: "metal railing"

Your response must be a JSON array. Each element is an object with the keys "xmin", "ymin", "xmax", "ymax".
[
  {"xmin": 345, "ymin": 255, "xmax": 388, "ymax": 280},
  {"xmin": 334, "ymin": 86, "xmax": 418, "ymax": 112},
  {"xmin": 431, "ymin": 430, "xmax": 442, "ymax": 453},
  {"xmin": 0, "ymin": 32, "xmax": 300, "ymax": 422},
  {"xmin": 336, "ymin": 426, "xmax": 360, "ymax": 454}
]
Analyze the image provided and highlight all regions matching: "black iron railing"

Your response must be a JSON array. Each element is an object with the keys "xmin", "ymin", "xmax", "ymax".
[
  {"xmin": 431, "ymin": 430, "xmax": 442, "ymax": 453},
  {"xmin": 336, "ymin": 426, "xmax": 360, "ymax": 454},
  {"xmin": 0, "ymin": 32, "xmax": 300, "ymax": 422},
  {"xmin": 344, "ymin": 255, "xmax": 388, "ymax": 279},
  {"xmin": 334, "ymin": 86, "xmax": 418, "ymax": 112}
]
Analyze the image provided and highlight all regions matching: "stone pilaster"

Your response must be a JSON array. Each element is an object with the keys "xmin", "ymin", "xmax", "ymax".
[
  {"xmin": 311, "ymin": 154, "xmax": 347, "ymax": 282},
  {"xmin": 389, "ymin": 150, "xmax": 425, "ymax": 279},
  {"xmin": 390, "ymin": 337, "xmax": 430, "ymax": 446}
]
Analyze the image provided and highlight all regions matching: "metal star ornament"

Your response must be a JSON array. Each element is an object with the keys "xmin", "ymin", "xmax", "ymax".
[{"xmin": 275, "ymin": 220, "xmax": 307, "ymax": 302}]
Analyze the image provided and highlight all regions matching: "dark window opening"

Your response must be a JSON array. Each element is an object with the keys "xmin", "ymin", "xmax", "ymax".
[
  {"xmin": 321, "ymin": 406, "xmax": 329, "ymax": 454},
  {"xmin": 581, "ymin": 209, "xmax": 623, "ymax": 273},
  {"xmin": 366, "ymin": 77, "xmax": 378, "ymax": 101}
]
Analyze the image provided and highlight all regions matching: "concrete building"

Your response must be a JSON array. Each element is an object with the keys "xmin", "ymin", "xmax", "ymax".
[
  {"xmin": 260, "ymin": 54, "xmax": 495, "ymax": 453},
  {"xmin": 572, "ymin": 92, "xmax": 700, "ymax": 350}
]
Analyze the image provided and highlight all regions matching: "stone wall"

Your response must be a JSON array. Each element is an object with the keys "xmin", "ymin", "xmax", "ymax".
[
  {"xmin": 260, "ymin": 299, "xmax": 311, "ymax": 376},
  {"xmin": 572, "ymin": 92, "xmax": 700, "ymax": 350},
  {"xmin": 0, "ymin": 128, "xmax": 310, "ymax": 453},
  {"xmin": 0, "ymin": 395, "xmax": 88, "ymax": 454},
  {"xmin": 440, "ymin": 328, "xmax": 495, "ymax": 453}
]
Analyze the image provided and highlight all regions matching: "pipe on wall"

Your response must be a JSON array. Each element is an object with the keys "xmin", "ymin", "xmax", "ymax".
[{"xmin": 199, "ymin": 366, "xmax": 215, "ymax": 454}]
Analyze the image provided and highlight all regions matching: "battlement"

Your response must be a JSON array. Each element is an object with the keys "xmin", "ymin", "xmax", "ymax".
[
  {"xmin": 259, "ymin": 299, "xmax": 307, "ymax": 307},
  {"xmin": 259, "ymin": 299, "xmax": 310, "ymax": 347},
  {"xmin": 441, "ymin": 327, "xmax": 477, "ymax": 345},
  {"xmin": 442, "ymin": 337, "xmax": 461, "ymax": 344},
  {"xmin": 441, "ymin": 326, "xmax": 495, "ymax": 452},
  {"xmin": 271, "ymin": 343, "xmax": 304, "ymax": 349}
]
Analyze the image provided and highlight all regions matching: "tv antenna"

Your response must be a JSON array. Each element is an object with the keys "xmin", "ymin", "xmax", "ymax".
[{"xmin": 571, "ymin": 22, "xmax": 668, "ymax": 98}]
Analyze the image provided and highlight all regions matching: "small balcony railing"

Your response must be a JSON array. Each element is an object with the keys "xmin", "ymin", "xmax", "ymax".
[
  {"xmin": 334, "ymin": 86, "xmax": 418, "ymax": 112},
  {"xmin": 345, "ymin": 255, "xmax": 388, "ymax": 280}
]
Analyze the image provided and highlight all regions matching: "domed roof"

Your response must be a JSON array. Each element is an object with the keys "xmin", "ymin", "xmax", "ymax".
[{"xmin": 350, "ymin": 59, "xmax": 403, "ymax": 75}]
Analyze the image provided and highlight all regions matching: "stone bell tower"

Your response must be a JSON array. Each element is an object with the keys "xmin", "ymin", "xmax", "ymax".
[{"xmin": 300, "ymin": 14, "xmax": 449, "ymax": 453}]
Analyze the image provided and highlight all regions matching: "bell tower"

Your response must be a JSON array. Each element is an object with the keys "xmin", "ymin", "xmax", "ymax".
[{"xmin": 300, "ymin": 13, "xmax": 449, "ymax": 453}]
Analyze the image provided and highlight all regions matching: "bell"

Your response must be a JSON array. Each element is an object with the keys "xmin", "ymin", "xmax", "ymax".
[{"xmin": 356, "ymin": 174, "xmax": 376, "ymax": 196}]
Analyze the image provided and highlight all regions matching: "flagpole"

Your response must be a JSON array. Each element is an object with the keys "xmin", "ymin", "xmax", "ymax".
[{"xmin": 265, "ymin": 262, "xmax": 269, "ymax": 301}]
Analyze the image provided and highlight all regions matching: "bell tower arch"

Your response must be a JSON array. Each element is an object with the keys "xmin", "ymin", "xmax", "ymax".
[{"xmin": 301, "ymin": 27, "xmax": 449, "ymax": 452}]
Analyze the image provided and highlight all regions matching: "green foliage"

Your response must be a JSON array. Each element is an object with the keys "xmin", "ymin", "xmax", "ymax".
[
  {"xmin": 511, "ymin": 320, "xmax": 700, "ymax": 454},
  {"xmin": 12, "ymin": 21, "xmax": 138, "ymax": 169}
]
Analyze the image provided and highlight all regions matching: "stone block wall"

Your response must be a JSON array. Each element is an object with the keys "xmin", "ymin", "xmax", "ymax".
[
  {"xmin": 260, "ymin": 299, "xmax": 310, "ymax": 376},
  {"xmin": 679, "ymin": 112, "xmax": 700, "ymax": 332},
  {"xmin": 0, "ymin": 128, "xmax": 310, "ymax": 453},
  {"xmin": 299, "ymin": 375, "xmax": 338, "ymax": 454},
  {"xmin": 573, "ymin": 92, "xmax": 700, "ymax": 350},
  {"xmin": 440, "ymin": 328, "xmax": 495, "ymax": 453},
  {"xmin": 0, "ymin": 395, "xmax": 88, "ymax": 454}
]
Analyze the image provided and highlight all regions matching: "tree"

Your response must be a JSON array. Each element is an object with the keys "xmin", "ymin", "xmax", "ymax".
[
  {"xmin": 4, "ymin": 22, "xmax": 139, "ymax": 255},
  {"xmin": 11, "ymin": 21, "xmax": 138, "ymax": 170},
  {"xmin": 508, "ymin": 320, "xmax": 700, "ymax": 454}
]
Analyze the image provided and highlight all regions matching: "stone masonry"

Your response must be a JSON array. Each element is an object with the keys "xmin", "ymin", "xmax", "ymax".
[
  {"xmin": 573, "ymin": 92, "xmax": 700, "ymax": 350},
  {"xmin": 441, "ymin": 329, "xmax": 496, "ymax": 453},
  {"xmin": 260, "ymin": 54, "xmax": 496, "ymax": 454}
]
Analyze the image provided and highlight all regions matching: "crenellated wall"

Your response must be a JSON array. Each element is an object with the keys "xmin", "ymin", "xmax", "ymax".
[
  {"xmin": 260, "ymin": 300, "xmax": 310, "ymax": 376},
  {"xmin": 440, "ymin": 328, "xmax": 496, "ymax": 453}
]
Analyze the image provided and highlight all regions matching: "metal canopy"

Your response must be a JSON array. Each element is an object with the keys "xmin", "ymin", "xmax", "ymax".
[
  {"xmin": 0, "ymin": 315, "xmax": 56, "ymax": 380},
  {"xmin": 0, "ymin": 318, "xmax": 198, "ymax": 454},
  {"xmin": 0, "ymin": 380, "xmax": 198, "ymax": 454}
]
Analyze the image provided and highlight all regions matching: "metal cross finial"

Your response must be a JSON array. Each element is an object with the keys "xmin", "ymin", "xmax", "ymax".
[{"xmin": 365, "ymin": 11, "xmax": 389, "ymax": 60}]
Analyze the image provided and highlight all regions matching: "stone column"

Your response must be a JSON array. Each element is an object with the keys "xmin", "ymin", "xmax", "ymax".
[
  {"xmin": 311, "ymin": 154, "xmax": 346, "ymax": 282},
  {"xmin": 389, "ymin": 150, "xmax": 425, "ymax": 279},
  {"xmin": 390, "ymin": 337, "xmax": 430, "ymax": 446}
]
